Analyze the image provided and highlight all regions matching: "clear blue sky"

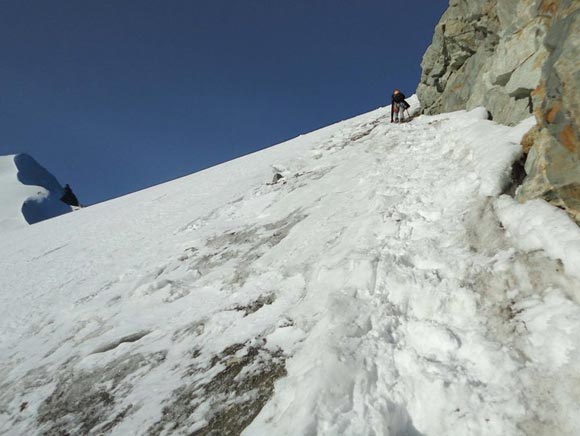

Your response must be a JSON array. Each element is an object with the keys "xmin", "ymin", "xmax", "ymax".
[{"xmin": 0, "ymin": 1, "xmax": 446, "ymax": 205}]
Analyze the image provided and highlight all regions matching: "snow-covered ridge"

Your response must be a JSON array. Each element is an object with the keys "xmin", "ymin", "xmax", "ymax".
[
  {"xmin": 2, "ymin": 100, "xmax": 580, "ymax": 435},
  {"xmin": 0, "ymin": 153, "xmax": 72, "ymax": 233}
]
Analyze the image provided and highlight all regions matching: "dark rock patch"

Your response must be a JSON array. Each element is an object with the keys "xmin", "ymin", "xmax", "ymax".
[
  {"xmin": 148, "ymin": 342, "xmax": 286, "ymax": 436},
  {"xmin": 37, "ymin": 351, "xmax": 166, "ymax": 435},
  {"xmin": 233, "ymin": 294, "xmax": 275, "ymax": 317},
  {"xmin": 503, "ymin": 156, "xmax": 527, "ymax": 197}
]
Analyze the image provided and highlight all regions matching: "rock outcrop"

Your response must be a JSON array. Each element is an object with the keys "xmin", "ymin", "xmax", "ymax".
[{"xmin": 418, "ymin": 0, "xmax": 580, "ymax": 223}]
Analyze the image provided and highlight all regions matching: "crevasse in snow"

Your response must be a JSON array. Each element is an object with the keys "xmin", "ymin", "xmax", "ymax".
[{"xmin": 1, "ymin": 99, "xmax": 580, "ymax": 435}]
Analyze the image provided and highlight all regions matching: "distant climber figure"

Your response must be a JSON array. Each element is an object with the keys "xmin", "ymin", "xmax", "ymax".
[
  {"xmin": 391, "ymin": 89, "xmax": 410, "ymax": 123},
  {"xmin": 60, "ymin": 184, "xmax": 80, "ymax": 207}
]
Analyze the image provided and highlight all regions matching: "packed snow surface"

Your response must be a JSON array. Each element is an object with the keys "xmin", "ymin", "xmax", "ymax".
[
  {"xmin": 0, "ymin": 153, "xmax": 71, "ymax": 233},
  {"xmin": 1, "ymin": 100, "xmax": 580, "ymax": 436}
]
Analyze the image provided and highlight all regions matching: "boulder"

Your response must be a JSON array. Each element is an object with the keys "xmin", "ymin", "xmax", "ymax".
[
  {"xmin": 418, "ymin": 0, "xmax": 538, "ymax": 125},
  {"xmin": 517, "ymin": 3, "xmax": 580, "ymax": 223},
  {"xmin": 418, "ymin": 0, "xmax": 580, "ymax": 223}
]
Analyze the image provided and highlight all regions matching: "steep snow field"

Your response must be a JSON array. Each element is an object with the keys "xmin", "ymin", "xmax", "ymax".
[
  {"xmin": 2, "ymin": 100, "xmax": 580, "ymax": 435},
  {"xmin": 0, "ymin": 154, "xmax": 71, "ymax": 233}
]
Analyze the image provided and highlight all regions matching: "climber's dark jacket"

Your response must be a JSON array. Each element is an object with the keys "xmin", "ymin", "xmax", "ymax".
[{"xmin": 391, "ymin": 92, "xmax": 411, "ymax": 121}]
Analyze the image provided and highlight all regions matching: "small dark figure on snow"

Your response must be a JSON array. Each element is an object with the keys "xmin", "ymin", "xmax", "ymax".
[
  {"xmin": 60, "ymin": 184, "xmax": 80, "ymax": 207},
  {"xmin": 391, "ymin": 89, "xmax": 410, "ymax": 123}
]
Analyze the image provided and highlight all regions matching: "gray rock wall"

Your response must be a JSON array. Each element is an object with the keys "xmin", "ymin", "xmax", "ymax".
[{"xmin": 418, "ymin": 0, "xmax": 580, "ymax": 222}]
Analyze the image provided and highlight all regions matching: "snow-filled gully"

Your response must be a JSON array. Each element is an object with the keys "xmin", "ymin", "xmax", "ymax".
[{"xmin": 2, "ymin": 104, "xmax": 580, "ymax": 435}]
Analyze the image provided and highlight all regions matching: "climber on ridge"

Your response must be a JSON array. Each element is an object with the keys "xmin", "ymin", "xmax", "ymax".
[{"xmin": 391, "ymin": 89, "xmax": 410, "ymax": 123}]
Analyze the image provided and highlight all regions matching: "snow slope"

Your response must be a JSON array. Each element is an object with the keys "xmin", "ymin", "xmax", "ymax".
[
  {"xmin": 2, "ymin": 99, "xmax": 580, "ymax": 436},
  {"xmin": 0, "ymin": 154, "xmax": 72, "ymax": 233}
]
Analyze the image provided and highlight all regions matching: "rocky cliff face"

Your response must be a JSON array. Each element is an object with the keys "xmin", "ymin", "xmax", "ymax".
[{"xmin": 418, "ymin": 0, "xmax": 580, "ymax": 222}]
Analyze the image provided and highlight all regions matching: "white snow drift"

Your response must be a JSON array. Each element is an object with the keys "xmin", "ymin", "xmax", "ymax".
[
  {"xmin": 1, "ymin": 99, "xmax": 580, "ymax": 436},
  {"xmin": 0, "ymin": 153, "xmax": 72, "ymax": 233}
]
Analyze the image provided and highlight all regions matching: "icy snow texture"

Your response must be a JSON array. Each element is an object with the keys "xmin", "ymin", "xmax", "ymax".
[
  {"xmin": 1, "ymin": 99, "xmax": 580, "ymax": 435},
  {"xmin": 0, "ymin": 153, "xmax": 72, "ymax": 233},
  {"xmin": 496, "ymin": 196, "xmax": 580, "ymax": 279}
]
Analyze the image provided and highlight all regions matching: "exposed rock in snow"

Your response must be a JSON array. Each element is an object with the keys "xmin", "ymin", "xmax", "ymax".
[
  {"xmin": 0, "ymin": 153, "xmax": 73, "ymax": 233},
  {"xmin": 418, "ymin": 0, "xmax": 546, "ymax": 125},
  {"xmin": 418, "ymin": 0, "xmax": 580, "ymax": 224},
  {"xmin": 2, "ymin": 99, "xmax": 580, "ymax": 435},
  {"xmin": 516, "ymin": 3, "xmax": 580, "ymax": 223}
]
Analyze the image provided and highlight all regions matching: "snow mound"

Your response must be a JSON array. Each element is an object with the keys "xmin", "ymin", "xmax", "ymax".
[
  {"xmin": 0, "ymin": 153, "xmax": 72, "ymax": 233},
  {"xmin": 496, "ymin": 196, "xmax": 580, "ymax": 279}
]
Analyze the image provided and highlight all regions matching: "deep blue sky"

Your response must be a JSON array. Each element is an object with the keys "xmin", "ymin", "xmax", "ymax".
[{"xmin": 0, "ymin": 1, "xmax": 446, "ymax": 205}]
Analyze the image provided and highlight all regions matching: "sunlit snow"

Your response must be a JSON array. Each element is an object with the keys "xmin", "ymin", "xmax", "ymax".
[{"xmin": 1, "ymin": 99, "xmax": 580, "ymax": 435}]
